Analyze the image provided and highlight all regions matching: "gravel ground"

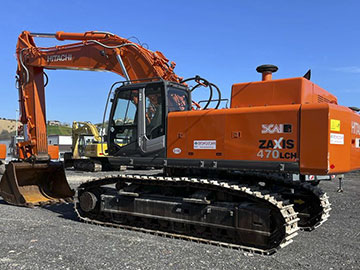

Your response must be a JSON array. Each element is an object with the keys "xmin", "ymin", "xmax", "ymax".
[{"xmin": 0, "ymin": 169, "xmax": 359, "ymax": 270}]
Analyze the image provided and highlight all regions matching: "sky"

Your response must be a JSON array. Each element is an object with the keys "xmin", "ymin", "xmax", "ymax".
[{"xmin": 0, "ymin": 0, "xmax": 359, "ymax": 124}]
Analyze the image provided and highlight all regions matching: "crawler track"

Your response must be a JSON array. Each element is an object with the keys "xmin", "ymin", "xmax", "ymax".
[
  {"xmin": 75, "ymin": 174, "xmax": 301, "ymax": 255},
  {"xmin": 268, "ymin": 179, "xmax": 332, "ymax": 230},
  {"xmin": 233, "ymin": 173, "xmax": 332, "ymax": 231},
  {"xmin": 297, "ymin": 182, "xmax": 331, "ymax": 230}
]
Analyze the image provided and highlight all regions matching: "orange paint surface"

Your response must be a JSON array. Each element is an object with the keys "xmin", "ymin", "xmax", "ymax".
[
  {"xmin": 168, "ymin": 77, "xmax": 360, "ymax": 175},
  {"xmin": 0, "ymin": 144, "xmax": 6, "ymax": 160}
]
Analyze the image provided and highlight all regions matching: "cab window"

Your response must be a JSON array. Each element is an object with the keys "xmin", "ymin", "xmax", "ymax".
[
  {"xmin": 145, "ymin": 86, "xmax": 164, "ymax": 139},
  {"xmin": 111, "ymin": 90, "xmax": 138, "ymax": 145},
  {"xmin": 167, "ymin": 88, "xmax": 190, "ymax": 112}
]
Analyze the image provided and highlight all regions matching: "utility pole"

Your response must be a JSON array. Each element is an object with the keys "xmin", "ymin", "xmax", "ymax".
[
  {"xmin": 15, "ymin": 109, "xmax": 19, "ymax": 138},
  {"xmin": 14, "ymin": 109, "xmax": 19, "ymax": 156}
]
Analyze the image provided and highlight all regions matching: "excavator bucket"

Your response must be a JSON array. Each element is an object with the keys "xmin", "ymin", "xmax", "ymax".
[{"xmin": 0, "ymin": 161, "xmax": 74, "ymax": 207}]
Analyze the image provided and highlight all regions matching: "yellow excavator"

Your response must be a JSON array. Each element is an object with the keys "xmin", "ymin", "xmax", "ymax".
[{"xmin": 64, "ymin": 121, "xmax": 110, "ymax": 171}]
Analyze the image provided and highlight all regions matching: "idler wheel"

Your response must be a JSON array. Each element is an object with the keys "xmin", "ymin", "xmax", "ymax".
[{"xmin": 79, "ymin": 191, "xmax": 98, "ymax": 212}]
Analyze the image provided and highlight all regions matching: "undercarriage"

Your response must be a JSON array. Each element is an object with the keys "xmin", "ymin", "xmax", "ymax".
[{"xmin": 75, "ymin": 172, "xmax": 331, "ymax": 254}]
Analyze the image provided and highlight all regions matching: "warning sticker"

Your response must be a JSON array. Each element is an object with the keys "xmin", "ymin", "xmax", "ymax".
[
  {"xmin": 330, "ymin": 133, "xmax": 344, "ymax": 145},
  {"xmin": 330, "ymin": 119, "xmax": 341, "ymax": 132},
  {"xmin": 194, "ymin": 140, "xmax": 216, "ymax": 150}
]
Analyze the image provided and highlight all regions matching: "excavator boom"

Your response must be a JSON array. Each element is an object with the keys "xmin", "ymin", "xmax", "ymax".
[
  {"xmin": 0, "ymin": 30, "xmax": 181, "ymax": 206},
  {"xmin": 16, "ymin": 31, "xmax": 181, "ymax": 159}
]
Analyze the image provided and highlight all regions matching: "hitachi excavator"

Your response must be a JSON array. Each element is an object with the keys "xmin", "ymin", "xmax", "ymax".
[
  {"xmin": 0, "ymin": 30, "xmax": 359, "ymax": 254},
  {"xmin": 64, "ymin": 121, "xmax": 109, "ymax": 171}
]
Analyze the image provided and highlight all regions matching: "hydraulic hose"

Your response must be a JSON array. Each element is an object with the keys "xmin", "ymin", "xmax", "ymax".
[
  {"xmin": 190, "ymin": 82, "xmax": 213, "ymax": 110},
  {"xmin": 181, "ymin": 76, "xmax": 222, "ymax": 109}
]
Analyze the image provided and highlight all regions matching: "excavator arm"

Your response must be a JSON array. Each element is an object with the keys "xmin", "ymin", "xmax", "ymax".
[
  {"xmin": 0, "ymin": 30, "xmax": 182, "ymax": 206},
  {"xmin": 16, "ymin": 30, "xmax": 181, "ymax": 160}
]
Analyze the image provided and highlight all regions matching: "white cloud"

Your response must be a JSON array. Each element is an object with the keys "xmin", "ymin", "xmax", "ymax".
[
  {"xmin": 342, "ymin": 89, "xmax": 360, "ymax": 93},
  {"xmin": 333, "ymin": 66, "xmax": 360, "ymax": 73}
]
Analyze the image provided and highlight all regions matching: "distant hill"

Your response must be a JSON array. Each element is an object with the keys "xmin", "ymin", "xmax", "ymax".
[
  {"xmin": 0, "ymin": 118, "xmax": 71, "ymax": 139},
  {"xmin": 47, "ymin": 125, "xmax": 72, "ymax": 136},
  {"xmin": 0, "ymin": 118, "xmax": 19, "ymax": 131},
  {"xmin": 0, "ymin": 119, "xmax": 20, "ymax": 140}
]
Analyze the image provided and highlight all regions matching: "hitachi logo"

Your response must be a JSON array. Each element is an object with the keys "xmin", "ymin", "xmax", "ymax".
[
  {"xmin": 47, "ymin": 54, "xmax": 72, "ymax": 62},
  {"xmin": 352, "ymin": 121, "xmax": 360, "ymax": 135}
]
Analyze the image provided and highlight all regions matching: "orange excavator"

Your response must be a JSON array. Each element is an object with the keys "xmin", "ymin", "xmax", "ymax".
[{"xmin": 0, "ymin": 30, "xmax": 359, "ymax": 254}]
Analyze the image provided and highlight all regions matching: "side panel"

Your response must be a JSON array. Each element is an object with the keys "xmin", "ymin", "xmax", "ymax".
[
  {"xmin": 166, "ymin": 112, "xmax": 189, "ymax": 159},
  {"xmin": 167, "ymin": 104, "xmax": 359, "ymax": 174},
  {"xmin": 167, "ymin": 105, "xmax": 300, "ymax": 167},
  {"xmin": 299, "ymin": 104, "xmax": 329, "ymax": 174},
  {"xmin": 327, "ymin": 105, "xmax": 351, "ymax": 173},
  {"xmin": 300, "ymin": 104, "xmax": 359, "ymax": 174},
  {"xmin": 186, "ymin": 111, "xmax": 225, "ymax": 159},
  {"xmin": 351, "ymin": 114, "xmax": 360, "ymax": 170},
  {"xmin": 224, "ymin": 106, "xmax": 299, "ymax": 163}
]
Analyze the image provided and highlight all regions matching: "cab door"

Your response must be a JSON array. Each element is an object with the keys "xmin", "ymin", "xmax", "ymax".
[
  {"xmin": 139, "ymin": 83, "xmax": 166, "ymax": 154},
  {"xmin": 108, "ymin": 88, "xmax": 139, "ymax": 156},
  {"xmin": 108, "ymin": 82, "xmax": 166, "ymax": 157}
]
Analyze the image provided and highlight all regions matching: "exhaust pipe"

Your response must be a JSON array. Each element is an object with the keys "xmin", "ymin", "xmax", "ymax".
[{"xmin": 256, "ymin": 64, "xmax": 278, "ymax": 81}]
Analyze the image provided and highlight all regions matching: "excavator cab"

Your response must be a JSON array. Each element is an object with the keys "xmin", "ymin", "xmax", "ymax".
[
  {"xmin": 107, "ymin": 80, "xmax": 191, "ymax": 158},
  {"xmin": 0, "ymin": 80, "xmax": 189, "ymax": 207}
]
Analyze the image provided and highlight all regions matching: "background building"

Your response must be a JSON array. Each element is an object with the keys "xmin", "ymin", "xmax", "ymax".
[{"xmin": 48, "ymin": 135, "xmax": 72, "ymax": 160}]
